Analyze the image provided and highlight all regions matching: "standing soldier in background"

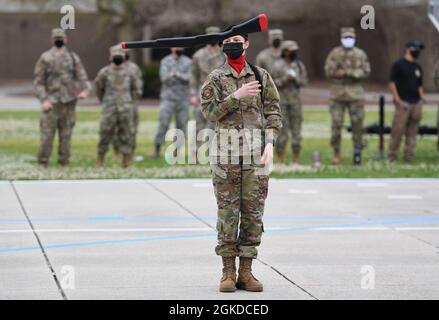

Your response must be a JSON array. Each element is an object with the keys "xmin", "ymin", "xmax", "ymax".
[
  {"xmin": 190, "ymin": 26, "xmax": 226, "ymax": 154},
  {"xmin": 324, "ymin": 27, "xmax": 370, "ymax": 165},
  {"xmin": 154, "ymin": 47, "xmax": 192, "ymax": 158},
  {"xmin": 433, "ymin": 58, "xmax": 439, "ymax": 164},
  {"xmin": 271, "ymin": 40, "xmax": 308, "ymax": 164},
  {"xmin": 95, "ymin": 46, "xmax": 142, "ymax": 168},
  {"xmin": 112, "ymin": 47, "xmax": 144, "ymax": 158},
  {"xmin": 388, "ymin": 41, "xmax": 425, "ymax": 163},
  {"xmin": 255, "ymin": 29, "xmax": 284, "ymax": 74},
  {"xmin": 34, "ymin": 28, "xmax": 90, "ymax": 168}
]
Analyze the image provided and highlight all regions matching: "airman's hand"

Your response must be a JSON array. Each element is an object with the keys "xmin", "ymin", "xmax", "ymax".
[
  {"xmin": 261, "ymin": 143, "xmax": 274, "ymax": 165},
  {"xmin": 42, "ymin": 100, "xmax": 53, "ymax": 112},
  {"xmin": 335, "ymin": 69, "xmax": 346, "ymax": 78},
  {"xmin": 233, "ymin": 81, "xmax": 261, "ymax": 100},
  {"xmin": 77, "ymin": 90, "xmax": 89, "ymax": 100},
  {"xmin": 190, "ymin": 95, "xmax": 199, "ymax": 107}
]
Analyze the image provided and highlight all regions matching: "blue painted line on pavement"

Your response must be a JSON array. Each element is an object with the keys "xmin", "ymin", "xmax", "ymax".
[{"xmin": 1, "ymin": 216, "xmax": 439, "ymax": 253}]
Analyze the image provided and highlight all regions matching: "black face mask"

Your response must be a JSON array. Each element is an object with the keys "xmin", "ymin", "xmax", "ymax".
[
  {"xmin": 410, "ymin": 50, "xmax": 420, "ymax": 59},
  {"xmin": 223, "ymin": 42, "xmax": 244, "ymax": 59},
  {"xmin": 272, "ymin": 39, "xmax": 281, "ymax": 49},
  {"xmin": 175, "ymin": 50, "xmax": 184, "ymax": 57},
  {"xmin": 290, "ymin": 52, "xmax": 298, "ymax": 61},
  {"xmin": 54, "ymin": 39, "xmax": 65, "ymax": 48},
  {"xmin": 113, "ymin": 56, "xmax": 124, "ymax": 66}
]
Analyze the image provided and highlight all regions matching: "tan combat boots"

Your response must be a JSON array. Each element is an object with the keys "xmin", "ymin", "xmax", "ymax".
[
  {"xmin": 236, "ymin": 257, "xmax": 263, "ymax": 292},
  {"xmin": 332, "ymin": 151, "xmax": 341, "ymax": 165},
  {"xmin": 220, "ymin": 257, "xmax": 237, "ymax": 292}
]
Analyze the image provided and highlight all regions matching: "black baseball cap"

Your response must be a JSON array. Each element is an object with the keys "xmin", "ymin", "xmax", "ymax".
[
  {"xmin": 222, "ymin": 25, "xmax": 249, "ymax": 41},
  {"xmin": 406, "ymin": 41, "xmax": 425, "ymax": 50}
]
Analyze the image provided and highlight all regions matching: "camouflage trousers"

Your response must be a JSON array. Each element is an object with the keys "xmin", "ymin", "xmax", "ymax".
[
  {"xmin": 276, "ymin": 101, "xmax": 303, "ymax": 156},
  {"xmin": 437, "ymin": 105, "xmax": 439, "ymax": 152},
  {"xmin": 330, "ymin": 100, "xmax": 365, "ymax": 152},
  {"xmin": 211, "ymin": 160, "xmax": 269, "ymax": 259},
  {"xmin": 112, "ymin": 105, "xmax": 139, "ymax": 152},
  {"xmin": 98, "ymin": 103, "xmax": 135, "ymax": 157},
  {"xmin": 38, "ymin": 101, "xmax": 77, "ymax": 165},
  {"xmin": 388, "ymin": 101, "xmax": 423, "ymax": 161},
  {"xmin": 154, "ymin": 98, "xmax": 189, "ymax": 146}
]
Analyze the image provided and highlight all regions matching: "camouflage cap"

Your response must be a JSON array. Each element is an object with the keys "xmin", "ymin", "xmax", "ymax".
[
  {"xmin": 269, "ymin": 29, "xmax": 284, "ymax": 40},
  {"xmin": 341, "ymin": 27, "xmax": 356, "ymax": 38},
  {"xmin": 110, "ymin": 45, "xmax": 124, "ymax": 56},
  {"xmin": 205, "ymin": 26, "xmax": 220, "ymax": 34},
  {"xmin": 281, "ymin": 40, "xmax": 299, "ymax": 51},
  {"xmin": 406, "ymin": 40, "xmax": 425, "ymax": 50},
  {"xmin": 51, "ymin": 28, "xmax": 66, "ymax": 38}
]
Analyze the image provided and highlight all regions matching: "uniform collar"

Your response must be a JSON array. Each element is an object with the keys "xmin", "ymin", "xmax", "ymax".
[
  {"xmin": 50, "ymin": 47, "xmax": 67, "ymax": 55},
  {"xmin": 223, "ymin": 61, "xmax": 254, "ymax": 79}
]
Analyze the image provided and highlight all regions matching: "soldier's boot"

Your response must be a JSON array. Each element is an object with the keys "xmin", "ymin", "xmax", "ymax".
[
  {"xmin": 332, "ymin": 151, "xmax": 342, "ymax": 165},
  {"xmin": 236, "ymin": 257, "xmax": 263, "ymax": 292},
  {"xmin": 59, "ymin": 161, "xmax": 69, "ymax": 168},
  {"xmin": 122, "ymin": 154, "xmax": 132, "ymax": 168},
  {"xmin": 219, "ymin": 257, "xmax": 237, "ymax": 293},
  {"xmin": 96, "ymin": 155, "xmax": 105, "ymax": 168},
  {"xmin": 276, "ymin": 151, "xmax": 285, "ymax": 163},
  {"xmin": 353, "ymin": 145, "xmax": 362, "ymax": 166},
  {"xmin": 154, "ymin": 144, "xmax": 161, "ymax": 158},
  {"xmin": 113, "ymin": 148, "xmax": 121, "ymax": 159},
  {"xmin": 38, "ymin": 163, "xmax": 48, "ymax": 169},
  {"xmin": 292, "ymin": 152, "xmax": 300, "ymax": 165}
]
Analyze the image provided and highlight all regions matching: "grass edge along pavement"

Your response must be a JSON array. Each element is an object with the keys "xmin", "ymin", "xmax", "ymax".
[{"xmin": 0, "ymin": 108, "xmax": 438, "ymax": 180}]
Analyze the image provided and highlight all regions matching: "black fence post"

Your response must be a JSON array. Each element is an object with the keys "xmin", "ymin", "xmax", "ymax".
[{"xmin": 378, "ymin": 95, "xmax": 385, "ymax": 160}]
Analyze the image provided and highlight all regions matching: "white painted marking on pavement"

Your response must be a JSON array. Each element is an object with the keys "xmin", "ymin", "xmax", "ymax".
[
  {"xmin": 0, "ymin": 227, "xmax": 212, "ymax": 233},
  {"xmin": 4, "ymin": 226, "xmax": 439, "ymax": 233},
  {"xmin": 288, "ymin": 189, "xmax": 319, "ymax": 195},
  {"xmin": 357, "ymin": 182, "xmax": 389, "ymax": 188},
  {"xmin": 192, "ymin": 183, "xmax": 212, "ymax": 188},
  {"xmin": 395, "ymin": 227, "xmax": 439, "ymax": 231},
  {"xmin": 387, "ymin": 195, "xmax": 423, "ymax": 200}
]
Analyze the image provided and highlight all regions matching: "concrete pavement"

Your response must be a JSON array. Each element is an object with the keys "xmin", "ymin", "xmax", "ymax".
[{"xmin": 0, "ymin": 178, "xmax": 438, "ymax": 300}]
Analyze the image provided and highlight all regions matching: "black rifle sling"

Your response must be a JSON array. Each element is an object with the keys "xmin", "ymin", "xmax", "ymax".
[{"xmin": 247, "ymin": 62, "xmax": 266, "ymax": 148}]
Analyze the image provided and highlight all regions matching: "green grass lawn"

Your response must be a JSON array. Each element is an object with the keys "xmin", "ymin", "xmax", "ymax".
[{"xmin": 0, "ymin": 106, "xmax": 438, "ymax": 180}]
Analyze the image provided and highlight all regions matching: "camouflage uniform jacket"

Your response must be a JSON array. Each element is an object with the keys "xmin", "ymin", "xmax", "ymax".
[
  {"xmin": 271, "ymin": 58, "xmax": 308, "ymax": 104},
  {"xmin": 200, "ymin": 62, "xmax": 282, "ymax": 161},
  {"xmin": 34, "ymin": 47, "xmax": 90, "ymax": 104},
  {"xmin": 433, "ymin": 60, "xmax": 439, "ymax": 91},
  {"xmin": 324, "ymin": 46, "xmax": 370, "ymax": 101},
  {"xmin": 190, "ymin": 46, "xmax": 226, "ymax": 96},
  {"xmin": 94, "ymin": 64, "xmax": 142, "ymax": 105},
  {"xmin": 255, "ymin": 47, "xmax": 281, "ymax": 74},
  {"xmin": 159, "ymin": 54, "xmax": 192, "ymax": 101},
  {"xmin": 126, "ymin": 60, "xmax": 144, "ymax": 94}
]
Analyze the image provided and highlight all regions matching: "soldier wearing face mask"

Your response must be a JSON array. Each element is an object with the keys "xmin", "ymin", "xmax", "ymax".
[
  {"xmin": 255, "ymin": 29, "xmax": 283, "ymax": 74},
  {"xmin": 324, "ymin": 27, "xmax": 370, "ymax": 166},
  {"xmin": 33, "ymin": 28, "xmax": 91, "ymax": 168},
  {"xmin": 271, "ymin": 40, "xmax": 308, "ymax": 164},
  {"xmin": 433, "ymin": 54, "xmax": 439, "ymax": 164},
  {"xmin": 388, "ymin": 41, "xmax": 425, "ymax": 163},
  {"xmin": 200, "ymin": 28, "xmax": 282, "ymax": 293},
  {"xmin": 111, "ymin": 48, "xmax": 144, "ymax": 158},
  {"xmin": 154, "ymin": 47, "xmax": 192, "ymax": 158},
  {"xmin": 95, "ymin": 46, "xmax": 142, "ymax": 168}
]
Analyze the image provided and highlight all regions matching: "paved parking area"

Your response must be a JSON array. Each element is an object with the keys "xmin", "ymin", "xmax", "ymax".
[{"xmin": 0, "ymin": 178, "xmax": 438, "ymax": 300}]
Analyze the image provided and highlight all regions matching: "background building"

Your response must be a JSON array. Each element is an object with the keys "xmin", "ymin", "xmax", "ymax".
[{"xmin": 0, "ymin": 0, "xmax": 437, "ymax": 91}]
